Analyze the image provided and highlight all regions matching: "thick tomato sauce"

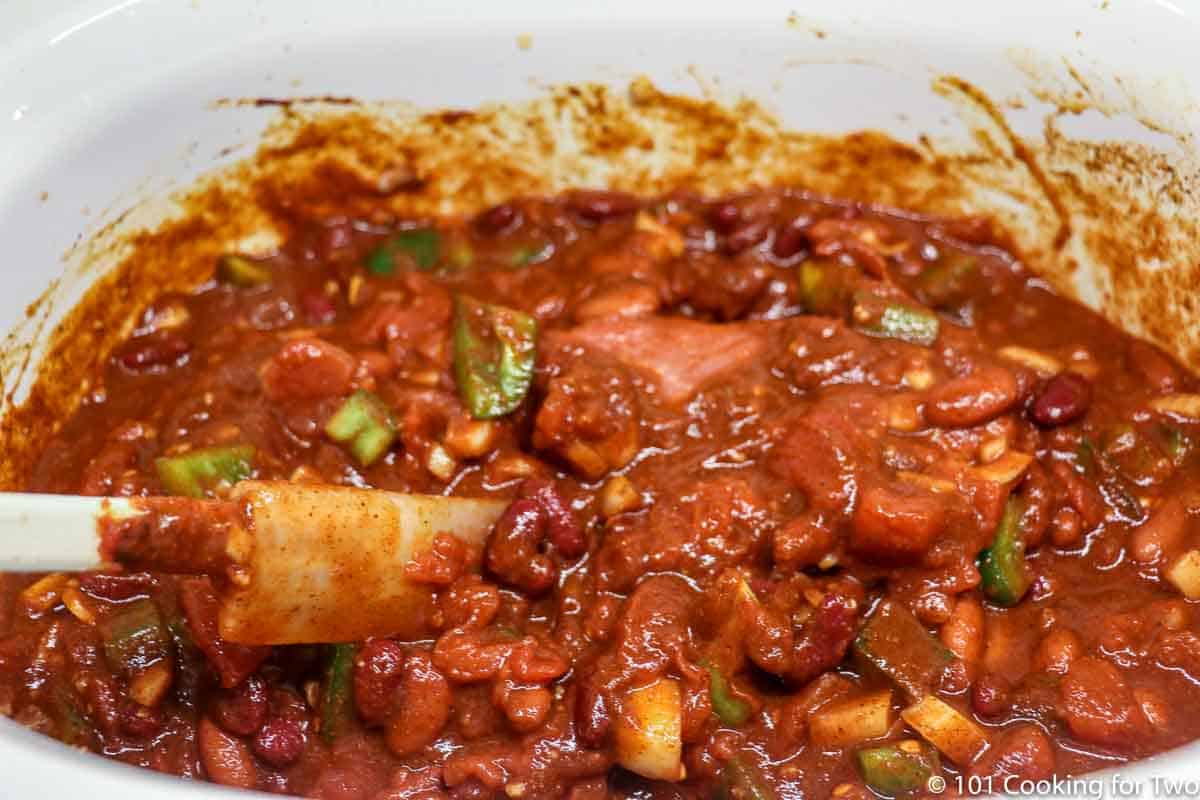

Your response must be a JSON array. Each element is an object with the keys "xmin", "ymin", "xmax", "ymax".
[{"xmin": 7, "ymin": 188, "xmax": 1200, "ymax": 799}]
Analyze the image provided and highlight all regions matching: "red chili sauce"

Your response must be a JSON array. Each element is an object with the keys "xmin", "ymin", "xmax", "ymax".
[{"xmin": 8, "ymin": 188, "xmax": 1200, "ymax": 799}]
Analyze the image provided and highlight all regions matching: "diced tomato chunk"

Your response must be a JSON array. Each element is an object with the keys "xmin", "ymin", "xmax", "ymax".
[
  {"xmin": 850, "ymin": 483, "xmax": 945, "ymax": 563},
  {"xmin": 178, "ymin": 577, "xmax": 270, "ymax": 688},
  {"xmin": 259, "ymin": 337, "xmax": 356, "ymax": 401}
]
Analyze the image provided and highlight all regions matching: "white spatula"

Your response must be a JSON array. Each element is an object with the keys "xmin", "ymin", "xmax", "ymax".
[{"xmin": 0, "ymin": 482, "xmax": 506, "ymax": 646}]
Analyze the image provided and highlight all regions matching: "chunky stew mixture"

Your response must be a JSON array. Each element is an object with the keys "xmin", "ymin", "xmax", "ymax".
[{"xmin": 9, "ymin": 187, "xmax": 1200, "ymax": 799}]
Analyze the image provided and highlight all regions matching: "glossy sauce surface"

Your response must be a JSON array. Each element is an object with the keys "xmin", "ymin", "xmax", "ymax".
[{"xmin": 8, "ymin": 188, "xmax": 1200, "ymax": 799}]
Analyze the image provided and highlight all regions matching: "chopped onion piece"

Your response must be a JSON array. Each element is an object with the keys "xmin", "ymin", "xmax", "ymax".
[
  {"xmin": 1166, "ymin": 550, "xmax": 1200, "ymax": 599},
  {"xmin": 614, "ymin": 678, "xmax": 685, "ymax": 782},
  {"xmin": 809, "ymin": 689, "xmax": 894, "ymax": 747},
  {"xmin": 901, "ymin": 695, "xmax": 988, "ymax": 765}
]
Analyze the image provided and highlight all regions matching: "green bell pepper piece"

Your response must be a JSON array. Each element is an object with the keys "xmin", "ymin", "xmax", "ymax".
[
  {"xmin": 364, "ymin": 229, "xmax": 441, "ymax": 274},
  {"xmin": 706, "ymin": 662, "xmax": 751, "ymax": 727},
  {"xmin": 798, "ymin": 260, "xmax": 851, "ymax": 315},
  {"xmin": 718, "ymin": 757, "xmax": 778, "ymax": 800},
  {"xmin": 453, "ymin": 295, "xmax": 538, "ymax": 420},
  {"xmin": 320, "ymin": 643, "xmax": 356, "ymax": 744},
  {"xmin": 217, "ymin": 254, "xmax": 271, "ymax": 287},
  {"xmin": 853, "ymin": 599, "xmax": 953, "ymax": 701},
  {"xmin": 978, "ymin": 496, "xmax": 1031, "ymax": 607},
  {"xmin": 102, "ymin": 599, "xmax": 172, "ymax": 675},
  {"xmin": 325, "ymin": 389, "xmax": 396, "ymax": 466},
  {"xmin": 861, "ymin": 302, "xmax": 940, "ymax": 347},
  {"xmin": 915, "ymin": 254, "xmax": 977, "ymax": 310},
  {"xmin": 856, "ymin": 741, "xmax": 940, "ymax": 796},
  {"xmin": 155, "ymin": 444, "xmax": 255, "ymax": 499},
  {"xmin": 510, "ymin": 241, "xmax": 553, "ymax": 267}
]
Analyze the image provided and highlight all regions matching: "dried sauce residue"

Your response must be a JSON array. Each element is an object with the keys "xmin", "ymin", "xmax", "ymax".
[
  {"xmin": 933, "ymin": 75, "xmax": 1072, "ymax": 248},
  {"xmin": 3, "ymin": 77, "xmax": 1199, "ymax": 488}
]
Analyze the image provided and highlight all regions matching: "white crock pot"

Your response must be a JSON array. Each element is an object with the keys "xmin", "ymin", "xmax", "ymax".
[{"xmin": 3, "ymin": 1, "xmax": 1200, "ymax": 797}]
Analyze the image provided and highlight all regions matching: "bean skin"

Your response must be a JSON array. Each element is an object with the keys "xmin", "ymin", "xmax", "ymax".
[
  {"xmin": 475, "ymin": 203, "xmax": 521, "ymax": 235},
  {"xmin": 1049, "ymin": 506, "xmax": 1083, "ymax": 548},
  {"xmin": 199, "ymin": 716, "xmax": 258, "ymax": 789},
  {"xmin": 252, "ymin": 716, "xmax": 306, "ymax": 767},
  {"xmin": 968, "ymin": 724, "xmax": 1055, "ymax": 782},
  {"xmin": 353, "ymin": 639, "xmax": 407, "ymax": 726},
  {"xmin": 485, "ymin": 499, "xmax": 555, "ymax": 595},
  {"xmin": 725, "ymin": 219, "xmax": 771, "ymax": 254},
  {"xmin": 574, "ymin": 671, "xmax": 611, "ymax": 748},
  {"xmin": 708, "ymin": 202, "xmax": 742, "ymax": 233},
  {"xmin": 1031, "ymin": 372, "xmax": 1092, "ymax": 426},
  {"xmin": 212, "ymin": 675, "xmax": 268, "ymax": 736},
  {"xmin": 1059, "ymin": 657, "xmax": 1146, "ymax": 747},
  {"xmin": 924, "ymin": 366, "xmax": 1020, "ymax": 428},
  {"xmin": 384, "ymin": 652, "xmax": 452, "ymax": 756},
  {"xmin": 521, "ymin": 478, "xmax": 586, "ymax": 559},
  {"xmin": 566, "ymin": 190, "xmax": 639, "ymax": 221},
  {"xmin": 1033, "ymin": 628, "xmax": 1082, "ymax": 676},
  {"xmin": 1128, "ymin": 497, "xmax": 1186, "ymax": 564},
  {"xmin": 941, "ymin": 595, "xmax": 985, "ymax": 667},
  {"xmin": 972, "ymin": 672, "xmax": 1012, "ymax": 717},
  {"xmin": 770, "ymin": 216, "xmax": 809, "ymax": 261},
  {"xmin": 115, "ymin": 335, "xmax": 191, "ymax": 373}
]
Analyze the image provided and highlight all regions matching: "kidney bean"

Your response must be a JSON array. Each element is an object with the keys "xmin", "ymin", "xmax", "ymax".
[
  {"xmin": 475, "ymin": 203, "xmax": 521, "ymax": 235},
  {"xmin": 971, "ymin": 672, "xmax": 1012, "ymax": 717},
  {"xmin": 941, "ymin": 595, "xmax": 984, "ymax": 667},
  {"xmin": 199, "ymin": 716, "xmax": 258, "ymax": 789},
  {"xmin": 1022, "ymin": 462, "xmax": 1051, "ymax": 551},
  {"xmin": 179, "ymin": 577, "xmax": 271, "ymax": 689},
  {"xmin": 566, "ymin": 189, "xmax": 639, "ymax": 221},
  {"xmin": 119, "ymin": 700, "xmax": 163, "ymax": 738},
  {"xmin": 773, "ymin": 511, "xmax": 835, "ymax": 569},
  {"xmin": 770, "ymin": 216, "xmax": 809, "ymax": 260},
  {"xmin": 1049, "ymin": 461, "xmax": 1106, "ymax": 530},
  {"xmin": 1059, "ymin": 657, "xmax": 1145, "ymax": 747},
  {"xmin": 1134, "ymin": 687, "xmax": 1171, "ymax": 729},
  {"xmin": 353, "ymin": 639, "xmax": 407, "ymax": 726},
  {"xmin": 78, "ymin": 572, "xmax": 156, "ymax": 602},
  {"xmin": 506, "ymin": 637, "xmax": 569, "ymax": 683},
  {"xmin": 212, "ymin": 675, "xmax": 269, "ymax": 736},
  {"xmin": 573, "ymin": 672, "xmax": 611, "ymax": 747},
  {"xmin": 432, "ymin": 629, "xmax": 512, "ymax": 683},
  {"xmin": 498, "ymin": 686, "xmax": 552, "ymax": 733},
  {"xmin": 439, "ymin": 576, "xmax": 501, "ymax": 630},
  {"xmin": 252, "ymin": 716, "xmax": 306, "ymax": 767},
  {"xmin": 784, "ymin": 591, "xmax": 861, "ymax": 686},
  {"xmin": 1128, "ymin": 497, "xmax": 1186, "ymax": 564},
  {"xmin": 384, "ymin": 652, "xmax": 451, "ymax": 756},
  {"xmin": 708, "ymin": 202, "xmax": 742, "ymax": 233},
  {"xmin": 520, "ymin": 478, "xmax": 586, "ymax": 558},
  {"xmin": 967, "ymin": 724, "xmax": 1055, "ymax": 782},
  {"xmin": 300, "ymin": 290, "xmax": 337, "ymax": 324},
  {"xmin": 1033, "ymin": 628, "xmax": 1082, "ymax": 676},
  {"xmin": 725, "ymin": 219, "xmax": 771, "ymax": 254},
  {"xmin": 744, "ymin": 603, "xmax": 795, "ymax": 676},
  {"xmin": 924, "ymin": 366, "xmax": 1020, "ymax": 428},
  {"xmin": 485, "ymin": 499, "xmax": 555, "ymax": 595},
  {"xmin": 318, "ymin": 221, "xmax": 355, "ymax": 261},
  {"xmin": 116, "ymin": 335, "xmax": 191, "ymax": 373},
  {"xmin": 1031, "ymin": 372, "xmax": 1092, "ymax": 426}
]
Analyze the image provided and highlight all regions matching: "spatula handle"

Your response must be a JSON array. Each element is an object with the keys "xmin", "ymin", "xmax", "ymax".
[{"xmin": 0, "ymin": 493, "xmax": 141, "ymax": 571}]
